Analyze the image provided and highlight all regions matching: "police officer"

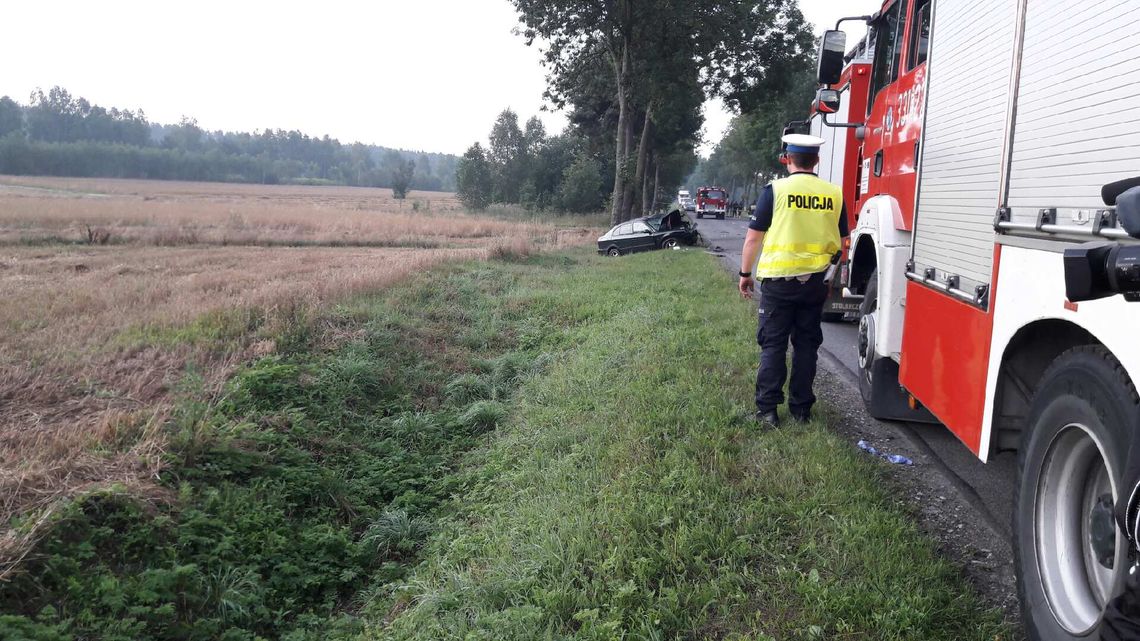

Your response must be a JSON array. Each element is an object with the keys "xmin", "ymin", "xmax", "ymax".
[{"xmin": 738, "ymin": 134, "xmax": 849, "ymax": 427}]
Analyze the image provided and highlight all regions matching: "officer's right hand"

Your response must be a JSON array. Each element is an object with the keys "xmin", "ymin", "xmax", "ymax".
[{"xmin": 739, "ymin": 276, "xmax": 755, "ymax": 299}]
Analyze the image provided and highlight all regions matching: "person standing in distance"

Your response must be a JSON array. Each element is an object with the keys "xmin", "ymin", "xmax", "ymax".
[{"xmin": 738, "ymin": 134, "xmax": 849, "ymax": 427}]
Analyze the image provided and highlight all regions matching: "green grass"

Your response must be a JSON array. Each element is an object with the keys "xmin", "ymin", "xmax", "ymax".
[
  {"xmin": 372, "ymin": 249, "xmax": 1008, "ymax": 640},
  {"xmin": 0, "ymin": 248, "xmax": 1007, "ymax": 641}
]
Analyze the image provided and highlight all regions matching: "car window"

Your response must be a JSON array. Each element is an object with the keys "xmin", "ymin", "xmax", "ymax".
[
  {"xmin": 616, "ymin": 224, "xmax": 634, "ymax": 236},
  {"xmin": 631, "ymin": 221, "xmax": 651, "ymax": 233}
]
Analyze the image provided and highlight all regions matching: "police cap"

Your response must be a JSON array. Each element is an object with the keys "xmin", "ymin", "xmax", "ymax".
[{"xmin": 781, "ymin": 133, "xmax": 825, "ymax": 155}]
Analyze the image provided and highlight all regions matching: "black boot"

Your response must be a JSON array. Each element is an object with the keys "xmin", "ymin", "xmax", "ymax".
[{"xmin": 755, "ymin": 409, "xmax": 780, "ymax": 429}]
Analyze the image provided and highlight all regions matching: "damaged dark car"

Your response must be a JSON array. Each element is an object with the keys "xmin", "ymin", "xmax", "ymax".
[{"xmin": 597, "ymin": 209, "xmax": 699, "ymax": 256}]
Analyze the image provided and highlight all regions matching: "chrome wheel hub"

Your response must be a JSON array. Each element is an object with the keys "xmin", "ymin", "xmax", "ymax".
[
  {"xmin": 857, "ymin": 311, "xmax": 875, "ymax": 370},
  {"xmin": 1035, "ymin": 422, "xmax": 1121, "ymax": 635}
]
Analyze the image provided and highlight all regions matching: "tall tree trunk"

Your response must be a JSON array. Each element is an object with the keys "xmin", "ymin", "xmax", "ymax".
[
  {"xmin": 620, "ymin": 116, "xmax": 637, "ymax": 221},
  {"xmin": 610, "ymin": 42, "xmax": 632, "ymax": 226},
  {"xmin": 630, "ymin": 105, "xmax": 653, "ymax": 219},
  {"xmin": 652, "ymin": 160, "xmax": 660, "ymax": 212},
  {"xmin": 641, "ymin": 148, "xmax": 655, "ymax": 214}
]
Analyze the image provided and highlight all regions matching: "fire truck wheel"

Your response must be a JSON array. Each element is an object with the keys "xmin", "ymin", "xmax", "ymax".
[
  {"xmin": 856, "ymin": 269, "xmax": 880, "ymax": 408},
  {"xmin": 1015, "ymin": 346, "xmax": 1138, "ymax": 641}
]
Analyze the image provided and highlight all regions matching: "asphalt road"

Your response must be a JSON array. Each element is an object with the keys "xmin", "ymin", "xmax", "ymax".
[{"xmin": 699, "ymin": 213, "xmax": 1019, "ymax": 538}]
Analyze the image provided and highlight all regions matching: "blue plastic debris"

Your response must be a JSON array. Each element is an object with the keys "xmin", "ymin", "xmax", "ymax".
[
  {"xmin": 857, "ymin": 440, "xmax": 879, "ymax": 456},
  {"xmin": 886, "ymin": 454, "xmax": 914, "ymax": 466},
  {"xmin": 857, "ymin": 439, "xmax": 913, "ymax": 465}
]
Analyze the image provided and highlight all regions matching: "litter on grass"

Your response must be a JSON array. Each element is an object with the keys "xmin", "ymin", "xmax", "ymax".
[{"xmin": 857, "ymin": 439, "xmax": 914, "ymax": 465}]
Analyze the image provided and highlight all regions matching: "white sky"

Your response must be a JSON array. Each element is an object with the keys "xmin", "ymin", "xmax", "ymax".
[{"xmin": 0, "ymin": 0, "xmax": 876, "ymax": 157}]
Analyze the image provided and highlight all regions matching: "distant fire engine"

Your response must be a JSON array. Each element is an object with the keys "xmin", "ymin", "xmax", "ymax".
[
  {"xmin": 695, "ymin": 186, "xmax": 727, "ymax": 219},
  {"xmin": 810, "ymin": 1, "xmax": 1140, "ymax": 639}
]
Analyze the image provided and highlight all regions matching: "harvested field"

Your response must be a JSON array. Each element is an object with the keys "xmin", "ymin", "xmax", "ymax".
[
  {"xmin": 0, "ymin": 176, "xmax": 561, "ymax": 247},
  {"xmin": 0, "ymin": 176, "xmax": 598, "ymax": 576}
]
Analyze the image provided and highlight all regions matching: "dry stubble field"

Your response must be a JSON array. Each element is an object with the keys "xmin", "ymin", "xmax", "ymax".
[{"xmin": 0, "ymin": 176, "xmax": 596, "ymax": 574}]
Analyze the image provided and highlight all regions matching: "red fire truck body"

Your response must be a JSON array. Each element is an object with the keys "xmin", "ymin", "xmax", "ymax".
[{"xmin": 817, "ymin": 1, "xmax": 1140, "ymax": 638}]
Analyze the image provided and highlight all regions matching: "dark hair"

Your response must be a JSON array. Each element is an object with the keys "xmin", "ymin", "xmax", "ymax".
[{"xmin": 787, "ymin": 152, "xmax": 820, "ymax": 169}]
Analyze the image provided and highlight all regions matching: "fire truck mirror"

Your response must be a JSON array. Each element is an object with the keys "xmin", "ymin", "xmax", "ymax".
[
  {"xmin": 817, "ymin": 30, "xmax": 846, "ymax": 86},
  {"xmin": 815, "ymin": 89, "xmax": 841, "ymax": 114},
  {"xmin": 1115, "ymin": 186, "xmax": 1140, "ymax": 238}
]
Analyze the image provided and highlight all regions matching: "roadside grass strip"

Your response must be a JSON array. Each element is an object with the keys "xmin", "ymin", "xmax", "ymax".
[
  {"xmin": 0, "ymin": 248, "xmax": 1007, "ymax": 640},
  {"xmin": 377, "ymin": 250, "xmax": 1008, "ymax": 640}
]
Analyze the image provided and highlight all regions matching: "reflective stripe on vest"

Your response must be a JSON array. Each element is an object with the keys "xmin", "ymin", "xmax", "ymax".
[{"xmin": 756, "ymin": 173, "xmax": 843, "ymax": 278}]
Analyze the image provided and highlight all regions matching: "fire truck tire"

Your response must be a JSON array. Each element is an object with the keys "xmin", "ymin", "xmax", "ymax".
[
  {"xmin": 1015, "ymin": 346, "xmax": 1138, "ymax": 641},
  {"xmin": 717, "ymin": 213, "xmax": 725, "ymax": 220},
  {"xmin": 857, "ymin": 269, "xmax": 937, "ymax": 422}
]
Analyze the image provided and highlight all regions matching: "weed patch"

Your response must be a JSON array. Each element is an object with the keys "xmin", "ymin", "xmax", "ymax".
[{"xmin": 0, "ymin": 259, "xmax": 552, "ymax": 640}]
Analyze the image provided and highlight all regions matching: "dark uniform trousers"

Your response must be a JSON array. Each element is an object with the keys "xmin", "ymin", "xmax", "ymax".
[{"xmin": 755, "ymin": 271, "xmax": 829, "ymax": 414}]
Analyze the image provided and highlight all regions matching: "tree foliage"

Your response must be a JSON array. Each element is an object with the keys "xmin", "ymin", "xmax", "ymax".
[
  {"xmin": 459, "ymin": 109, "xmax": 609, "ymax": 214},
  {"xmin": 0, "ymin": 87, "xmax": 459, "ymax": 191},
  {"xmin": 510, "ymin": 0, "xmax": 815, "ymax": 224},
  {"xmin": 456, "ymin": 143, "xmax": 493, "ymax": 210},
  {"xmin": 687, "ymin": 62, "xmax": 817, "ymax": 203}
]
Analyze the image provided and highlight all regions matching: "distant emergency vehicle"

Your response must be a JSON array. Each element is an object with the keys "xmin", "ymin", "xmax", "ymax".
[{"xmin": 695, "ymin": 186, "xmax": 727, "ymax": 219}]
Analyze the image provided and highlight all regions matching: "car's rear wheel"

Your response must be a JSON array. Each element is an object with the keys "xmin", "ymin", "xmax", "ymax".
[
  {"xmin": 1015, "ymin": 346, "xmax": 1136, "ymax": 641},
  {"xmin": 607, "ymin": 246, "xmax": 621, "ymax": 257},
  {"xmin": 662, "ymin": 238, "xmax": 679, "ymax": 249}
]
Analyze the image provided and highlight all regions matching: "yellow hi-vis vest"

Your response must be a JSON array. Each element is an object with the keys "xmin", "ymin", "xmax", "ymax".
[{"xmin": 756, "ymin": 173, "xmax": 843, "ymax": 278}]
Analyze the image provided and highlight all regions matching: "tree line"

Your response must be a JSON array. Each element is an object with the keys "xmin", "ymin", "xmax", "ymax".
[
  {"xmin": 455, "ymin": 109, "xmax": 609, "ymax": 214},
  {"xmin": 0, "ymin": 87, "xmax": 458, "ymax": 195},
  {"xmin": 508, "ymin": 0, "xmax": 815, "ymax": 225}
]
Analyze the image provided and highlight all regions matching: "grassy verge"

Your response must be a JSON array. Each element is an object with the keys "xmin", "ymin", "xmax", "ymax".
[
  {"xmin": 373, "ymin": 249, "xmax": 1008, "ymax": 640},
  {"xmin": 0, "ymin": 248, "xmax": 1006, "ymax": 641}
]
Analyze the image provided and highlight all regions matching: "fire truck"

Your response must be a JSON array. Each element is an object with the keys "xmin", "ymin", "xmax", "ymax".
[
  {"xmin": 695, "ymin": 186, "xmax": 728, "ymax": 219},
  {"xmin": 812, "ymin": 1, "xmax": 1140, "ymax": 639}
]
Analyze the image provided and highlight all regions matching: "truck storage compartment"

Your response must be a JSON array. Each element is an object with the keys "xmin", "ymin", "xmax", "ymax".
[
  {"xmin": 910, "ymin": 0, "xmax": 1019, "ymax": 294},
  {"xmin": 1005, "ymin": 0, "xmax": 1140, "ymax": 222}
]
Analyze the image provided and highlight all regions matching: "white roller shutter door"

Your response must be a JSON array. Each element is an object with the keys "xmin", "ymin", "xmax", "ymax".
[
  {"xmin": 1006, "ymin": 0, "xmax": 1140, "ymax": 220},
  {"xmin": 911, "ymin": 0, "xmax": 1019, "ymax": 289}
]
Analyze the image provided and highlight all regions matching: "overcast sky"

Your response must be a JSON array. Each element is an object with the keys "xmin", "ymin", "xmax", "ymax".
[{"xmin": 1, "ymin": 0, "xmax": 875, "ymax": 156}]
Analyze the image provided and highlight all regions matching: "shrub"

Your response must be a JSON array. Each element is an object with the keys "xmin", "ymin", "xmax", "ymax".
[
  {"xmin": 444, "ymin": 374, "xmax": 493, "ymax": 405},
  {"xmin": 359, "ymin": 509, "xmax": 431, "ymax": 559},
  {"xmin": 456, "ymin": 400, "xmax": 507, "ymax": 434}
]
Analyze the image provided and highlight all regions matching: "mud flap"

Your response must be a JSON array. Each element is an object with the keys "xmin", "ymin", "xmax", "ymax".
[{"xmin": 864, "ymin": 357, "xmax": 939, "ymax": 424}]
